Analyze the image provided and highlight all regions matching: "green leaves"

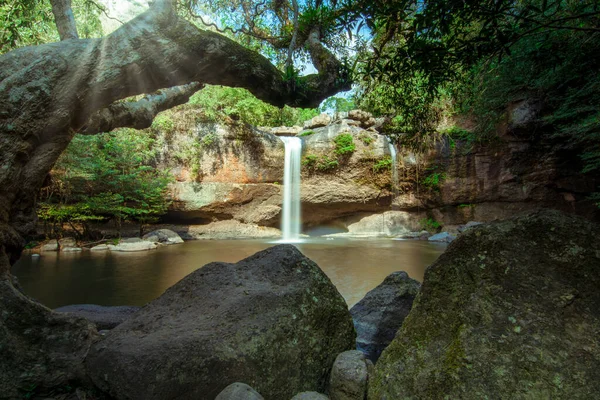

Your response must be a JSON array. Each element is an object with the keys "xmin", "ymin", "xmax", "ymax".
[
  {"xmin": 333, "ymin": 133, "xmax": 356, "ymax": 155},
  {"xmin": 188, "ymin": 85, "xmax": 318, "ymax": 126},
  {"xmin": 0, "ymin": 0, "xmax": 103, "ymax": 54},
  {"xmin": 39, "ymin": 128, "xmax": 173, "ymax": 228}
]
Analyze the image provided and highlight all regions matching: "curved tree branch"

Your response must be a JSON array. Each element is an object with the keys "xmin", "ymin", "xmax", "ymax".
[{"xmin": 80, "ymin": 82, "xmax": 203, "ymax": 134}]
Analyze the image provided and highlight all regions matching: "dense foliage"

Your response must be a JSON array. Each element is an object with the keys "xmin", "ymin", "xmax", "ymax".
[
  {"xmin": 0, "ymin": 0, "xmax": 104, "ymax": 53},
  {"xmin": 188, "ymin": 85, "xmax": 318, "ymax": 126},
  {"xmin": 349, "ymin": 0, "xmax": 600, "ymax": 204},
  {"xmin": 39, "ymin": 129, "xmax": 172, "ymax": 236}
]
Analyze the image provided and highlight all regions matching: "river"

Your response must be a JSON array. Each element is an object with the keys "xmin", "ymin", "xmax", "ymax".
[{"xmin": 12, "ymin": 239, "xmax": 446, "ymax": 309}]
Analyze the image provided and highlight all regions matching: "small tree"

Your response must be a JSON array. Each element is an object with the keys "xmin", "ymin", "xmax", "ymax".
[{"xmin": 39, "ymin": 129, "xmax": 173, "ymax": 237}]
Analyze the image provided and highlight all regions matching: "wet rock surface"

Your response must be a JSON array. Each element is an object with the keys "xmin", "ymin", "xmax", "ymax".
[
  {"xmin": 350, "ymin": 271, "xmax": 421, "ymax": 363},
  {"xmin": 370, "ymin": 210, "xmax": 600, "ymax": 399},
  {"xmin": 86, "ymin": 245, "xmax": 355, "ymax": 400},
  {"xmin": 54, "ymin": 304, "xmax": 141, "ymax": 330}
]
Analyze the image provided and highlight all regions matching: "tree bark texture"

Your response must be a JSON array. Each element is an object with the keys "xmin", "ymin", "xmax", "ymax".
[
  {"xmin": 50, "ymin": 0, "xmax": 79, "ymax": 40},
  {"xmin": 80, "ymin": 82, "xmax": 204, "ymax": 134},
  {"xmin": 0, "ymin": 1, "xmax": 349, "ymax": 395}
]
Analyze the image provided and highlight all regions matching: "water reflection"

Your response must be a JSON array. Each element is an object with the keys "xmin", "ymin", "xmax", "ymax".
[{"xmin": 12, "ymin": 239, "xmax": 446, "ymax": 309}]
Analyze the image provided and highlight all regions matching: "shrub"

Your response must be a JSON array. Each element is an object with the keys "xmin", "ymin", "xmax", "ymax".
[
  {"xmin": 151, "ymin": 113, "xmax": 175, "ymax": 134},
  {"xmin": 373, "ymin": 157, "xmax": 392, "ymax": 173},
  {"xmin": 421, "ymin": 217, "xmax": 441, "ymax": 233},
  {"xmin": 359, "ymin": 133, "xmax": 375, "ymax": 145},
  {"xmin": 302, "ymin": 154, "xmax": 319, "ymax": 168},
  {"xmin": 333, "ymin": 134, "xmax": 356, "ymax": 155},
  {"xmin": 302, "ymin": 154, "xmax": 339, "ymax": 172},
  {"xmin": 316, "ymin": 156, "xmax": 339, "ymax": 171},
  {"xmin": 202, "ymin": 133, "xmax": 217, "ymax": 146},
  {"xmin": 422, "ymin": 172, "xmax": 446, "ymax": 189}
]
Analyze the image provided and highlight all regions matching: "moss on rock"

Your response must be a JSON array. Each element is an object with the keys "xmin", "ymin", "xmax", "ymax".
[{"xmin": 369, "ymin": 210, "xmax": 600, "ymax": 399}]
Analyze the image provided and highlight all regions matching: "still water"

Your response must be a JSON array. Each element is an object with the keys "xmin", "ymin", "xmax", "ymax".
[{"xmin": 12, "ymin": 239, "xmax": 446, "ymax": 309}]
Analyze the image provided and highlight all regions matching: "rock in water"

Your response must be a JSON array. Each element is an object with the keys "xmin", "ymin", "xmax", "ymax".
[
  {"xmin": 86, "ymin": 245, "xmax": 355, "ymax": 400},
  {"xmin": 142, "ymin": 229, "xmax": 184, "ymax": 245},
  {"xmin": 350, "ymin": 272, "xmax": 420, "ymax": 362},
  {"xmin": 370, "ymin": 210, "xmax": 600, "ymax": 399}
]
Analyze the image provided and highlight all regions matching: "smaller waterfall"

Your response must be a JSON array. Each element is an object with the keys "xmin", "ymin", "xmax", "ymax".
[
  {"xmin": 280, "ymin": 136, "xmax": 302, "ymax": 242},
  {"xmin": 388, "ymin": 139, "xmax": 399, "ymax": 209}
]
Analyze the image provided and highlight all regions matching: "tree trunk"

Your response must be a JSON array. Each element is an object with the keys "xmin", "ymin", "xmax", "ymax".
[
  {"xmin": 0, "ymin": 0, "xmax": 349, "ymax": 395},
  {"xmin": 50, "ymin": 0, "xmax": 79, "ymax": 40}
]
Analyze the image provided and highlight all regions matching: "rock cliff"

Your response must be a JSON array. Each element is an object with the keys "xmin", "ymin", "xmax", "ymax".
[{"xmin": 91, "ymin": 104, "xmax": 598, "ymax": 236}]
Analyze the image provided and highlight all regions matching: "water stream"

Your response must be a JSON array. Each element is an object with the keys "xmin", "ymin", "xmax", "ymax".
[
  {"xmin": 388, "ymin": 138, "xmax": 399, "ymax": 209},
  {"xmin": 280, "ymin": 136, "xmax": 302, "ymax": 241}
]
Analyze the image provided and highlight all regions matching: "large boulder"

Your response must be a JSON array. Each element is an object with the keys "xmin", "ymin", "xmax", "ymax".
[
  {"xmin": 325, "ymin": 211, "xmax": 421, "ymax": 238},
  {"xmin": 370, "ymin": 210, "xmax": 600, "ymax": 399},
  {"xmin": 0, "ymin": 277, "xmax": 98, "ymax": 398},
  {"xmin": 304, "ymin": 113, "xmax": 332, "ymax": 129},
  {"xmin": 142, "ymin": 228, "xmax": 184, "ymax": 245},
  {"xmin": 183, "ymin": 220, "xmax": 281, "ymax": 240},
  {"xmin": 427, "ymin": 231, "xmax": 456, "ymax": 243},
  {"xmin": 86, "ymin": 245, "xmax": 355, "ymax": 400},
  {"xmin": 108, "ymin": 238, "xmax": 158, "ymax": 252},
  {"xmin": 41, "ymin": 239, "xmax": 58, "ymax": 251},
  {"xmin": 350, "ymin": 272, "xmax": 420, "ymax": 362}
]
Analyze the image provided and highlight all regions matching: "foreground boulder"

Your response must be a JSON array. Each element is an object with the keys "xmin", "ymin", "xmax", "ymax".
[
  {"xmin": 370, "ymin": 210, "xmax": 600, "ymax": 399},
  {"xmin": 86, "ymin": 245, "xmax": 355, "ymax": 399},
  {"xmin": 350, "ymin": 272, "xmax": 420, "ymax": 362},
  {"xmin": 0, "ymin": 277, "xmax": 98, "ymax": 398},
  {"xmin": 54, "ymin": 304, "xmax": 141, "ymax": 330}
]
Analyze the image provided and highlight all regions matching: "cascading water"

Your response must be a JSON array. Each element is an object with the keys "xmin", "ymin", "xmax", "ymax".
[
  {"xmin": 387, "ymin": 138, "xmax": 399, "ymax": 208},
  {"xmin": 280, "ymin": 136, "xmax": 302, "ymax": 242}
]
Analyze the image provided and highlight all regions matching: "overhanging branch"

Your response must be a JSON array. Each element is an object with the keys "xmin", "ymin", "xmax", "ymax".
[{"xmin": 80, "ymin": 82, "xmax": 203, "ymax": 135}]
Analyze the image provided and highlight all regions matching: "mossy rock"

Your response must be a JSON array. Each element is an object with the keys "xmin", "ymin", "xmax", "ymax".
[
  {"xmin": 86, "ymin": 245, "xmax": 355, "ymax": 400},
  {"xmin": 369, "ymin": 210, "xmax": 600, "ymax": 399}
]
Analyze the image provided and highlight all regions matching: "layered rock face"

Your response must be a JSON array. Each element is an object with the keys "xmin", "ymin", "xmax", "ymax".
[
  {"xmin": 148, "ymin": 105, "xmax": 598, "ymax": 235},
  {"xmin": 369, "ymin": 210, "xmax": 600, "ymax": 399},
  {"xmin": 86, "ymin": 245, "xmax": 355, "ymax": 400},
  {"xmin": 156, "ymin": 109, "xmax": 396, "ymax": 231}
]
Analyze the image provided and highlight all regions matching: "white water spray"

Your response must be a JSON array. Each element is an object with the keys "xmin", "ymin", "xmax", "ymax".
[
  {"xmin": 388, "ymin": 138, "xmax": 399, "ymax": 209},
  {"xmin": 280, "ymin": 136, "xmax": 302, "ymax": 241}
]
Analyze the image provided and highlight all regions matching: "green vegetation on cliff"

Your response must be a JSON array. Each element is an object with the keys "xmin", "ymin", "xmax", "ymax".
[{"xmin": 352, "ymin": 1, "xmax": 600, "ymax": 203}]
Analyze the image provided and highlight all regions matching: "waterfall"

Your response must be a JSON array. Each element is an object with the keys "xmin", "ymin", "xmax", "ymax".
[
  {"xmin": 388, "ymin": 138, "xmax": 399, "ymax": 209},
  {"xmin": 280, "ymin": 136, "xmax": 302, "ymax": 241}
]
